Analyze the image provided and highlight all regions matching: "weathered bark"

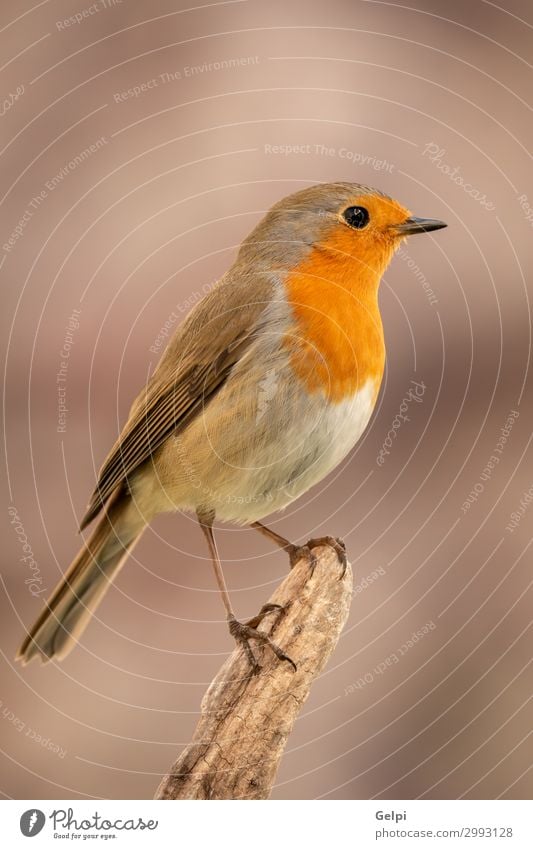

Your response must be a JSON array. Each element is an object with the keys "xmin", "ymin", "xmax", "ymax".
[{"xmin": 154, "ymin": 544, "xmax": 352, "ymax": 800}]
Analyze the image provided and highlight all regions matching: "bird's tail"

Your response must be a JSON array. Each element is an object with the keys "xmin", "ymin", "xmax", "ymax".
[{"xmin": 16, "ymin": 491, "xmax": 146, "ymax": 665}]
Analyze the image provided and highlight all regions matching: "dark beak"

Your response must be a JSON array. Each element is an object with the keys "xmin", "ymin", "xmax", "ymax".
[{"xmin": 393, "ymin": 216, "xmax": 447, "ymax": 235}]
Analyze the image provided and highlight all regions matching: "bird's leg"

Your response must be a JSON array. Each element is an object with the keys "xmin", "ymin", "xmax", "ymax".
[
  {"xmin": 251, "ymin": 521, "xmax": 347, "ymax": 577},
  {"xmin": 251, "ymin": 521, "xmax": 312, "ymax": 569},
  {"xmin": 197, "ymin": 510, "xmax": 296, "ymax": 674}
]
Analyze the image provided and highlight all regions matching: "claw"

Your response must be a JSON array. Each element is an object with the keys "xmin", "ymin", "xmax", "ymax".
[
  {"xmin": 286, "ymin": 544, "xmax": 318, "ymax": 571},
  {"xmin": 245, "ymin": 602, "xmax": 284, "ymax": 629},
  {"xmin": 306, "ymin": 536, "xmax": 347, "ymax": 578},
  {"xmin": 286, "ymin": 537, "xmax": 346, "ymax": 577},
  {"xmin": 228, "ymin": 615, "xmax": 297, "ymax": 673}
]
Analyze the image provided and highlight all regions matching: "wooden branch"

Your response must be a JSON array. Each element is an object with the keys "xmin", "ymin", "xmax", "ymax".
[{"xmin": 154, "ymin": 544, "xmax": 353, "ymax": 800}]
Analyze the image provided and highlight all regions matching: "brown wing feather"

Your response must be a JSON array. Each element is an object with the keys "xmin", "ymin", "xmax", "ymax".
[{"xmin": 80, "ymin": 274, "xmax": 273, "ymax": 530}]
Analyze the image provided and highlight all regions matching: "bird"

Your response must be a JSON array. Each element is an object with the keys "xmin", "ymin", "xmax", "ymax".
[{"xmin": 17, "ymin": 182, "xmax": 446, "ymax": 669}]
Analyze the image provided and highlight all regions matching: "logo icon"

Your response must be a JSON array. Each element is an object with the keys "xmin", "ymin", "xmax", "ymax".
[{"xmin": 20, "ymin": 809, "xmax": 46, "ymax": 837}]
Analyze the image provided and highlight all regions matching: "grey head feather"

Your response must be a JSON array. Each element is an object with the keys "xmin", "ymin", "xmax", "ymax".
[{"xmin": 234, "ymin": 182, "xmax": 390, "ymax": 273}]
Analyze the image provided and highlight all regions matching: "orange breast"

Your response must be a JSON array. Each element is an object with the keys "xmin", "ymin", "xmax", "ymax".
[{"xmin": 283, "ymin": 226, "xmax": 387, "ymax": 403}]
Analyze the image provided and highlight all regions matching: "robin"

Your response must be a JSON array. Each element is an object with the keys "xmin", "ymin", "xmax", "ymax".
[{"xmin": 17, "ymin": 182, "xmax": 446, "ymax": 669}]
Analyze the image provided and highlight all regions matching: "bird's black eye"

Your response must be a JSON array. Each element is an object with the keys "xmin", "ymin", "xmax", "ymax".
[{"xmin": 343, "ymin": 206, "xmax": 370, "ymax": 229}]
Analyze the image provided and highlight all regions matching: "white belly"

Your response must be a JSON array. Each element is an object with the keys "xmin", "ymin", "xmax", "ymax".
[
  {"xmin": 250, "ymin": 379, "xmax": 376, "ymax": 515},
  {"xmin": 199, "ymin": 378, "xmax": 378, "ymax": 524},
  {"xmin": 143, "ymin": 355, "xmax": 379, "ymax": 525}
]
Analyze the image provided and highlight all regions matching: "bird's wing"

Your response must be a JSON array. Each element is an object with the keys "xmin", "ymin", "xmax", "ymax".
[{"xmin": 80, "ymin": 273, "xmax": 274, "ymax": 529}]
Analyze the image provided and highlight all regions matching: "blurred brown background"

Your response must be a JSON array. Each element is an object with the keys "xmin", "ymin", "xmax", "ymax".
[{"xmin": 1, "ymin": 0, "xmax": 532, "ymax": 800}]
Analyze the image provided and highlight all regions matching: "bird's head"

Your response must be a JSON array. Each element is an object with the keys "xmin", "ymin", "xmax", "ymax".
[{"xmin": 237, "ymin": 182, "xmax": 447, "ymax": 292}]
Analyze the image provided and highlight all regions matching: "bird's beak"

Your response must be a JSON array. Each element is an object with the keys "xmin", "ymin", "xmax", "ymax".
[{"xmin": 393, "ymin": 216, "xmax": 447, "ymax": 235}]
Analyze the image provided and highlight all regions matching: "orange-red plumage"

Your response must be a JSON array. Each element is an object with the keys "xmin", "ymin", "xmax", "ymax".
[{"xmin": 284, "ymin": 193, "xmax": 410, "ymax": 401}]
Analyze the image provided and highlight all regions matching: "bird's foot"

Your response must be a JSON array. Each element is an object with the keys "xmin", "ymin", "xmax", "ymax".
[
  {"xmin": 287, "ymin": 536, "xmax": 347, "ymax": 578},
  {"xmin": 286, "ymin": 544, "xmax": 318, "ymax": 571},
  {"xmin": 228, "ymin": 606, "xmax": 296, "ymax": 675},
  {"xmin": 244, "ymin": 602, "xmax": 284, "ymax": 629}
]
